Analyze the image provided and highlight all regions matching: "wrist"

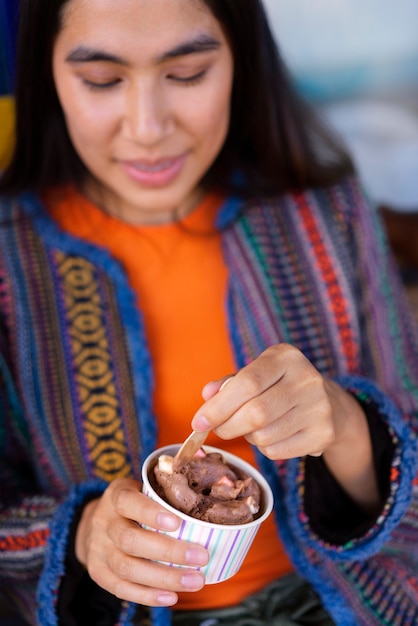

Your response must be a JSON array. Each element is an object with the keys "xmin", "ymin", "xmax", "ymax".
[
  {"xmin": 322, "ymin": 381, "xmax": 380, "ymax": 513},
  {"xmin": 324, "ymin": 380, "xmax": 368, "ymax": 452}
]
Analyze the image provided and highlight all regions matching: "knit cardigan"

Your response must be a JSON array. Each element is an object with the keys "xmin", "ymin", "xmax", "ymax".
[{"xmin": 0, "ymin": 177, "xmax": 417, "ymax": 626}]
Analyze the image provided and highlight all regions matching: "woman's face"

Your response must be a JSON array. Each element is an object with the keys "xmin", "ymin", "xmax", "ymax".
[{"xmin": 52, "ymin": 0, "xmax": 234, "ymax": 224}]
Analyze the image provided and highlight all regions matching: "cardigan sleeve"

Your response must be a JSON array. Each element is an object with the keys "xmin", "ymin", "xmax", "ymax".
[
  {"xmin": 303, "ymin": 397, "xmax": 396, "ymax": 544},
  {"xmin": 0, "ymin": 359, "xmax": 113, "ymax": 623},
  {"xmin": 0, "ymin": 325, "xmax": 123, "ymax": 624},
  {"xmin": 44, "ymin": 491, "xmax": 168, "ymax": 626},
  {"xmin": 0, "ymin": 327, "xmax": 57, "ymax": 605},
  {"xmin": 56, "ymin": 499, "xmax": 122, "ymax": 626},
  {"xmin": 284, "ymin": 180, "xmax": 418, "ymax": 560},
  {"xmin": 37, "ymin": 481, "xmax": 133, "ymax": 626}
]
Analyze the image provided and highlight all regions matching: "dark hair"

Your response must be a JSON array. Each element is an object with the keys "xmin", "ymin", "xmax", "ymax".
[{"xmin": 0, "ymin": 0, "xmax": 353, "ymax": 198}]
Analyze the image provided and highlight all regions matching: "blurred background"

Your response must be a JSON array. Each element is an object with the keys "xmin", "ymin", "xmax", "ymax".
[{"xmin": 264, "ymin": 0, "xmax": 418, "ymax": 104}]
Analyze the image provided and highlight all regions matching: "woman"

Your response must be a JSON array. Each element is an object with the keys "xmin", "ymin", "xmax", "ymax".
[{"xmin": 0, "ymin": 1, "xmax": 417, "ymax": 625}]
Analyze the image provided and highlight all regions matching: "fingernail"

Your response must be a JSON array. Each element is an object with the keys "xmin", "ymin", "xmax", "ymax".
[
  {"xmin": 157, "ymin": 593, "xmax": 177, "ymax": 606},
  {"xmin": 186, "ymin": 547, "xmax": 209, "ymax": 566},
  {"xmin": 191, "ymin": 415, "xmax": 211, "ymax": 431},
  {"xmin": 181, "ymin": 572, "xmax": 205, "ymax": 590},
  {"xmin": 157, "ymin": 512, "xmax": 179, "ymax": 530}
]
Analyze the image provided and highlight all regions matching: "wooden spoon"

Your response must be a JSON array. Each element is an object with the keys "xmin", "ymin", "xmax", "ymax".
[{"xmin": 172, "ymin": 377, "xmax": 233, "ymax": 472}]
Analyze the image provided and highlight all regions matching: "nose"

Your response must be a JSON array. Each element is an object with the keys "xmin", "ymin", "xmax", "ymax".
[{"xmin": 122, "ymin": 80, "xmax": 173, "ymax": 147}]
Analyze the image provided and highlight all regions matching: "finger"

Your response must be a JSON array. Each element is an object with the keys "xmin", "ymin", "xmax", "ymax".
[
  {"xmin": 192, "ymin": 345, "xmax": 288, "ymax": 431},
  {"xmin": 241, "ymin": 369, "xmax": 332, "ymax": 445},
  {"xmin": 107, "ymin": 551, "xmax": 205, "ymax": 593},
  {"xmin": 93, "ymin": 566, "xmax": 179, "ymax": 607},
  {"xmin": 213, "ymin": 382, "xmax": 299, "ymax": 441},
  {"xmin": 90, "ymin": 556, "xmax": 205, "ymax": 607},
  {"xmin": 244, "ymin": 389, "xmax": 334, "ymax": 458},
  {"xmin": 108, "ymin": 518, "xmax": 209, "ymax": 567},
  {"xmin": 253, "ymin": 429, "xmax": 331, "ymax": 460},
  {"xmin": 240, "ymin": 380, "xmax": 330, "ymax": 446},
  {"xmin": 110, "ymin": 482, "xmax": 180, "ymax": 532},
  {"xmin": 201, "ymin": 374, "xmax": 235, "ymax": 401}
]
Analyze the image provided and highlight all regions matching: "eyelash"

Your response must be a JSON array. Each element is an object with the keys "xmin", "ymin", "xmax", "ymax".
[
  {"xmin": 82, "ymin": 69, "xmax": 207, "ymax": 91},
  {"xmin": 169, "ymin": 69, "xmax": 207, "ymax": 86},
  {"xmin": 83, "ymin": 78, "xmax": 121, "ymax": 90}
]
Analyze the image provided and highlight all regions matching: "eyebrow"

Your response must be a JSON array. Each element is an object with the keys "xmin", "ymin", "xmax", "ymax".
[{"xmin": 65, "ymin": 34, "xmax": 221, "ymax": 66}]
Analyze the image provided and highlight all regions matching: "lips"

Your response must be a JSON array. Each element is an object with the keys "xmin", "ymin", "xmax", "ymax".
[{"xmin": 119, "ymin": 154, "xmax": 187, "ymax": 187}]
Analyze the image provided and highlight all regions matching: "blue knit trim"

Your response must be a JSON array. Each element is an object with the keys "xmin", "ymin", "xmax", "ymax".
[
  {"xmin": 37, "ymin": 479, "xmax": 107, "ymax": 626},
  {"xmin": 19, "ymin": 193, "xmax": 157, "ymax": 463},
  {"xmin": 114, "ymin": 604, "xmax": 171, "ymax": 626},
  {"xmin": 151, "ymin": 606, "xmax": 172, "ymax": 626},
  {"xmin": 287, "ymin": 375, "xmax": 416, "ymax": 562},
  {"xmin": 254, "ymin": 452, "xmax": 359, "ymax": 626},
  {"xmin": 225, "ymin": 290, "xmax": 246, "ymax": 370},
  {"xmin": 215, "ymin": 196, "xmax": 243, "ymax": 230}
]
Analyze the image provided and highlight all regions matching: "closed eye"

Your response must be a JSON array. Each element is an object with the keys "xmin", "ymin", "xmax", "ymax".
[
  {"xmin": 82, "ymin": 78, "xmax": 122, "ymax": 90},
  {"xmin": 168, "ymin": 69, "xmax": 207, "ymax": 86}
]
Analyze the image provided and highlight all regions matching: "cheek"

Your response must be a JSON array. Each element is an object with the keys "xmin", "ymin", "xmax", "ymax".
[
  {"xmin": 56, "ymin": 81, "xmax": 117, "ymax": 145},
  {"xmin": 188, "ymin": 87, "xmax": 231, "ymax": 152},
  {"xmin": 63, "ymin": 106, "xmax": 114, "ymax": 171},
  {"xmin": 65, "ymin": 112, "xmax": 96, "ymax": 145},
  {"xmin": 64, "ymin": 114, "xmax": 104, "ymax": 165},
  {"xmin": 204, "ymin": 94, "xmax": 231, "ymax": 152}
]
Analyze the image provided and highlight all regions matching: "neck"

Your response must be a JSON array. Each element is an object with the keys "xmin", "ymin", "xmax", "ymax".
[{"xmin": 82, "ymin": 178, "xmax": 204, "ymax": 226}]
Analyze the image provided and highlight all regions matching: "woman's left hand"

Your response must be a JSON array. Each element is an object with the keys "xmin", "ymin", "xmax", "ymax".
[{"xmin": 192, "ymin": 343, "xmax": 380, "ymax": 512}]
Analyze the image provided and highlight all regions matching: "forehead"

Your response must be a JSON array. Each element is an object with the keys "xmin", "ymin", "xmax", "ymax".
[{"xmin": 57, "ymin": 0, "xmax": 226, "ymax": 60}]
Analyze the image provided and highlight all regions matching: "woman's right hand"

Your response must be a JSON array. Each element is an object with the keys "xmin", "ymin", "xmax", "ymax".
[{"xmin": 75, "ymin": 478, "xmax": 209, "ymax": 607}]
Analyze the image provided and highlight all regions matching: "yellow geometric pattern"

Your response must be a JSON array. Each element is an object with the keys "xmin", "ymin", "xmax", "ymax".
[{"xmin": 56, "ymin": 252, "xmax": 131, "ymax": 481}]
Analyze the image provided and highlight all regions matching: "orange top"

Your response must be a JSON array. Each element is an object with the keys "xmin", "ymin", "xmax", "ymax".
[{"xmin": 46, "ymin": 188, "xmax": 293, "ymax": 610}]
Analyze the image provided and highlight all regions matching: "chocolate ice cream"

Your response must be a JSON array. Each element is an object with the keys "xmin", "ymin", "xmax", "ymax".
[{"xmin": 152, "ymin": 448, "xmax": 261, "ymax": 525}]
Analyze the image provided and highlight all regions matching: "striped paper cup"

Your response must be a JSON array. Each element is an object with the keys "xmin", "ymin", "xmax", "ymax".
[{"xmin": 141, "ymin": 444, "xmax": 273, "ymax": 584}]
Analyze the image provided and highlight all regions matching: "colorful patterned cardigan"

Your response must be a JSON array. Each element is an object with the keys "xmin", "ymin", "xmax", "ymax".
[{"xmin": 0, "ymin": 177, "xmax": 417, "ymax": 625}]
